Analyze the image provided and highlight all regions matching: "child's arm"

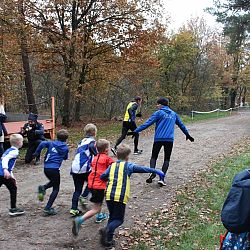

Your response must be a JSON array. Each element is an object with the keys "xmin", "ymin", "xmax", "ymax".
[
  {"xmin": 64, "ymin": 149, "xmax": 69, "ymax": 160},
  {"xmin": 89, "ymin": 141, "xmax": 98, "ymax": 156},
  {"xmin": 128, "ymin": 163, "xmax": 165, "ymax": 179},
  {"xmin": 100, "ymin": 166, "xmax": 111, "ymax": 181},
  {"xmin": 33, "ymin": 141, "xmax": 49, "ymax": 157},
  {"xmin": 2, "ymin": 150, "xmax": 18, "ymax": 179}
]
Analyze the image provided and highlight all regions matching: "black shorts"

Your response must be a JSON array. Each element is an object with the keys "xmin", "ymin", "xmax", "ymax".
[{"xmin": 90, "ymin": 189, "xmax": 105, "ymax": 204}]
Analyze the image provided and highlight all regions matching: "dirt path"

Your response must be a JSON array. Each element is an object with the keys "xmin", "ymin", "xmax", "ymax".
[{"xmin": 1, "ymin": 111, "xmax": 250, "ymax": 250}]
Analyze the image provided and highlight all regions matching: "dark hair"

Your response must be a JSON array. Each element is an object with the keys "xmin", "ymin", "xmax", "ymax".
[
  {"xmin": 157, "ymin": 97, "xmax": 169, "ymax": 106},
  {"xmin": 134, "ymin": 96, "xmax": 142, "ymax": 102},
  {"xmin": 57, "ymin": 129, "xmax": 69, "ymax": 142}
]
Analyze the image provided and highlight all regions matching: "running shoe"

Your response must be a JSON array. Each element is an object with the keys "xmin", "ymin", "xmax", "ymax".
[
  {"xmin": 38, "ymin": 185, "xmax": 46, "ymax": 201},
  {"xmin": 134, "ymin": 149, "xmax": 143, "ymax": 155},
  {"xmin": 43, "ymin": 207, "xmax": 57, "ymax": 216},
  {"xmin": 158, "ymin": 180, "xmax": 167, "ymax": 187},
  {"xmin": 95, "ymin": 212, "xmax": 108, "ymax": 223},
  {"xmin": 70, "ymin": 209, "xmax": 82, "ymax": 216},
  {"xmin": 72, "ymin": 217, "xmax": 82, "ymax": 236},
  {"xmin": 79, "ymin": 196, "xmax": 88, "ymax": 206},
  {"xmin": 9, "ymin": 208, "xmax": 25, "ymax": 216},
  {"xmin": 146, "ymin": 173, "xmax": 156, "ymax": 183}
]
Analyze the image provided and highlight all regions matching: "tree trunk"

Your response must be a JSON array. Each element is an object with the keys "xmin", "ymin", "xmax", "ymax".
[
  {"xmin": 230, "ymin": 88, "xmax": 237, "ymax": 108},
  {"xmin": 18, "ymin": 0, "xmax": 37, "ymax": 114},
  {"xmin": 62, "ymin": 82, "xmax": 71, "ymax": 126}
]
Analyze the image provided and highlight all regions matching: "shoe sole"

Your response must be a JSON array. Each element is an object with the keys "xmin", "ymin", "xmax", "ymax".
[
  {"xmin": 158, "ymin": 182, "xmax": 166, "ymax": 187},
  {"xmin": 95, "ymin": 217, "xmax": 108, "ymax": 223},
  {"xmin": 9, "ymin": 211, "xmax": 25, "ymax": 216},
  {"xmin": 72, "ymin": 220, "xmax": 80, "ymax": 237},
  {"xmin": 146, "ymin": 179, "xmax": 153, "ymax": 183}
]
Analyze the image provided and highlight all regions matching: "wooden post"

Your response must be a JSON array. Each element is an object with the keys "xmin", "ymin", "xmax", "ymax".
[
  {"xmin": 51, "ymin": 96, "xmax": 55, "ymax": 140},
  {"xmin": 191, "ymin": 111, "xmax": 194, "ymax": 120}
]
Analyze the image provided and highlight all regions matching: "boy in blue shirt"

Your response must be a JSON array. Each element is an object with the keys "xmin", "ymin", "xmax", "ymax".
[
  {"xmin": 34, "ymin": 129, "xmax": 69, "ymax": 216},
  {"xmin": 98, "ymin": 144, "xmax": 165, "ymax": 248},
  {"xmin": 70, "ymin": 123, "xmax": 98, "ymax": 216},
  {"xmin": 0, "ymin": 134, "xmax": 25, "ymax": 216},
  {"xmin": 134, "ymin": 98, "xmax": 194, "ymax": 186}
]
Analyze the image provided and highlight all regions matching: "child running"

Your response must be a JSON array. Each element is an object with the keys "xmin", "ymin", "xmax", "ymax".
[
  {"xmin": 70, "ymin": 123, "xmax": 98, "ymax": 216},
  {"xmin": 0, "ymin": 134, "xmax": 25, "ymax": 216},
  {"xmin": 72, "ymin": 139, "xmax": 114, "ymax": 236},
  {"xmin": 99, "ymin": 144, "xmax": 165, "ymax": 248},
  {"xmin": 35, "ymin": 129, "xmax": 69, "ymax": 216}
]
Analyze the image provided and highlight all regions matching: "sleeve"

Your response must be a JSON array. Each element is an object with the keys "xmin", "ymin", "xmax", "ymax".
[
  {"xmin": 128, "ymin": 103, "xmax": 138, "ymax": 119},
  {"xmin": 106, "ymin": 156, "xmax": 115, "ymax": 167},
  {"xmin": 175, "ymin": 114, "xmax": 189, "ymax": 136},
  {"xmin": 89, "ymin": 141, "xmax": 98, "ymax": 156},
  {"xmin": 127, "ymin": 162, "xmax": 164, "ymax": 178},
  {"xmin": 100, "ymin": 166, "xmax": 111, "ymax": 181},
  {"xmin": 35, "ymin": 123, "xmax": 44, "ymax": 135},
  {"xmin": 64, "ymin": 148, "xmax": 69, "ymax": 160},
  {"xmin": 134, "ymin": 111, "xmax": 159, "ymax": 133},
  {"xmin": 34, "ymin": 141, "xmax": 49, "ymax": 156},
  {"xmin": 2, "ymin": 150, "xmax": 18, "ymax": 170},
  {"xmin": 21, "ymin": 123, "xmax": 28, "ymax": 135},
  {"xmin": 2, "ymin": 123, "xmax": 7, "ymax": 135}
]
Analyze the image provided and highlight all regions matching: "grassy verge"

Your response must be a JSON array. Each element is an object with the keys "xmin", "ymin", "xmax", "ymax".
[{"xmin": 128, "ymin": 139, "xmax": 250, "ymax": 250}]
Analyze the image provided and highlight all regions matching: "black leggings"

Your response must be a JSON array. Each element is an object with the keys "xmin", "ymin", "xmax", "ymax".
[
  {"xmin": 150, "ymin": 141, "xmax": 173, "ymax": 174},
  {"xmin": 43, "ymin": 168, "xmax": 60, "ymax": 209},
  {"xmin": 0, "ymin": 176, "xmax": 17, "ymax": 208},
  {"xmin": 115, "ymin": 121, "xmax": 139, "ymax": 151}
]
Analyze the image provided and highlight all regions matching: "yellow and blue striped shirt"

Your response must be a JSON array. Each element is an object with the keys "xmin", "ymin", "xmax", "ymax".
[{"xmin": 101, "ymin": 161, "xmax": 164, "ymax": 204}]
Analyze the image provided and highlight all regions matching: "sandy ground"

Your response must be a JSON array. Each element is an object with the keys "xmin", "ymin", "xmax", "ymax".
[{"xmin": 1, "ymin": 111, "xmax": 250, "ymax": 250}]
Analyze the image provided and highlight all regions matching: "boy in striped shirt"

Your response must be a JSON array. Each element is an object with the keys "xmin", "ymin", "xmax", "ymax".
[{"xmin": 99, "ymin": 144, "xmax": 165, "ymax": 248}]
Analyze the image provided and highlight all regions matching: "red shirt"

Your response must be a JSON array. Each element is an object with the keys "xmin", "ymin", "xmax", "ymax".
[{"xmin": 88, "ymin": 153, "xmax": 114, "ymax": 190}]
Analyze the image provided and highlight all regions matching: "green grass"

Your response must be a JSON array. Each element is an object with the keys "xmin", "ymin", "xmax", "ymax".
[{"xmin": 131, "ymin": 144, "xmax": 250, "ymax": 250}]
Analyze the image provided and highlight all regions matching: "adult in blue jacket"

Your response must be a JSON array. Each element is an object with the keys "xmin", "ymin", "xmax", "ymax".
[{"xmin": 134, "ymin": 97, "xmax": 194, "ymax": 186}]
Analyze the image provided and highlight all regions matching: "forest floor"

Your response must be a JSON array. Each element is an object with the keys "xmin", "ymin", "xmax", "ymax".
[{"xmin": 1, "ymin": 111, "xmax": 250, "ymax": 250}]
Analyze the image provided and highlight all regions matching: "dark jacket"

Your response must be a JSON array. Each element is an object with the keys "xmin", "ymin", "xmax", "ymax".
[
  {"xmin": 0, "ymin": 113, "xmax": 7, "ymax": 137},
  {"xmin": 22, "ymin": 122, "xmax": 45, "ymax": 142}
]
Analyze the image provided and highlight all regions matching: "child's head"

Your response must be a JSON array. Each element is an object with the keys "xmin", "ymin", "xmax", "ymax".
[
  {"xmin": 84, "ymin": 123, "xmax": 97, "ymax": 137},
  {"xmin": 116, "ymin": 144, "xmax": 131, "ymax": 161},
  {"xmin": 96, "ymin": 139, "xmax": 110, "ymax": 154},
  {"xmin": 57, "ymin": 129, "xmax": 69, "ymax": 142},
  {"xmin": 10, "ymin": 134, "xmax": 23, "ymax": 149}
]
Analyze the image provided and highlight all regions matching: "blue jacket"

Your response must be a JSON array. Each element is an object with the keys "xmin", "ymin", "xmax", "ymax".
[
  {"xmin": 134, "ymin": 106, "xmax": 189, "ymax": 142},
  {"xmin": 34, "ymin": 140, "xmax": 69, "ymax": 169},
  {"xmin": 0, "ymin": 146, "xmax": 19, "ymax": 177}
]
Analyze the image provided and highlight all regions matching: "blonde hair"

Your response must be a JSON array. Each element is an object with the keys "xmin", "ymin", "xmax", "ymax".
[
  {"xmin": 116, "ymin": 144, "xmax": 131, "ymax": 160},
  {"xmin": 10, "ymin": 134, "xmax": 23, "ymax": 147},
  {"xmin": 96, "ymin": 139, "xmax": 110, "ymax": 153},
  {"xmin": 84, "ymin": 123, "xmax": 97, "ymax": 136}
]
